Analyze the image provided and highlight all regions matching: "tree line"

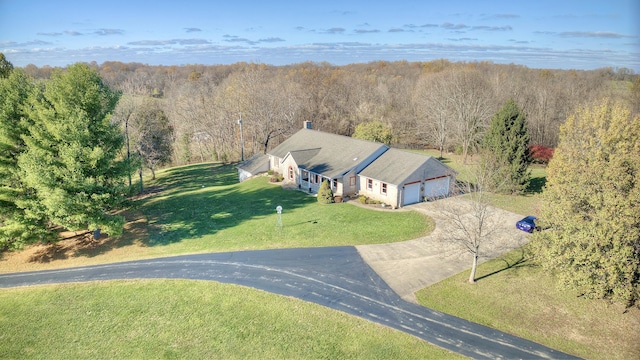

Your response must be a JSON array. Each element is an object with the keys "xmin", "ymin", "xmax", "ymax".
[{"xmin": 17, "ymin": 58, "xmax": 640, "ymax": 167}]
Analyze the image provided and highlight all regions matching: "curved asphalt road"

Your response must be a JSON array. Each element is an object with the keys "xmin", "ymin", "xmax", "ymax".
[{"xmin": 0, "ymin": 246, "xmax": 579, "ymax": 359}]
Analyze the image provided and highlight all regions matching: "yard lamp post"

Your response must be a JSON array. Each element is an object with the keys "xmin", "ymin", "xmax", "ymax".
[{"xmin": 237, "ymin": 114, "xmax": 245, "ymax": 162}]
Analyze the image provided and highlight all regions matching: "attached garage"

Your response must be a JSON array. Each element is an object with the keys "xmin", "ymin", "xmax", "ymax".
[
  {"xmin": 423, "ymin": 176, "xmax": 450, "ymax": 200},
  {"xmin": 403, "ymin": 182, "xmax": 422, "ymax": 206},
  {"xmin": 358, "ymin": 149, "xmax": 456, "ymax": 208}
]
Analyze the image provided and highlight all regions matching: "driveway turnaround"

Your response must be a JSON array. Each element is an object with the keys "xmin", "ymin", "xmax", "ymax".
[
  {"xmin": 0, "ymin": 247, "xmax": 578, "ymax": 359},
  {"xmin": 358, "ymin": 198, "xmax": 530, "ymax": 303}
]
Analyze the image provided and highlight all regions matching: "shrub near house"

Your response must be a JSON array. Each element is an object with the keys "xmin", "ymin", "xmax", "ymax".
[{"xmin": 317, "ymin": 180, "xmax": 334, "ymax": 204}]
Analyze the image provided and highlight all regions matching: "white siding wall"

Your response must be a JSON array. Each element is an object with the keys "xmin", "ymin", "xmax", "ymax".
[
  {"xmin": 341, "ymin": 169, "xmax": 359, "ymax": 196},
  {"xmin": 358, "ymin": 177, "xmax": 400, "ymax": 208},
  {"xmin": 280, "ymin": 156, "xmax": 299, "ymax": 186}
]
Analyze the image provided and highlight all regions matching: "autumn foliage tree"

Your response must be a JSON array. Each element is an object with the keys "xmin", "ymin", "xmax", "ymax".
[
  {"xmin": 129, "ymin": 98, "xmax": 173, "ymax": 181},
  {"xmin": 528, "ymin": 144, "xmax": 554, "ymax": 164},
  {"xmin": 352, "ymin": 120, "xmax": 393, "ymax": 145},
  {"xmin": 532, "ymin": 99, "xmax": 640, "ymax": 305}
]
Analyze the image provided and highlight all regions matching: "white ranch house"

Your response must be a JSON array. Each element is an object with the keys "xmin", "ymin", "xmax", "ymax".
[{"xmin": 237, "ymin": 122, "xmax": 456, "ymax": 208}]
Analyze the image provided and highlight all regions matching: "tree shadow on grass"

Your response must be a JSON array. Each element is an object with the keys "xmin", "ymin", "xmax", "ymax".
[
  {"xmin": 25, "ymin": 210, "xmax": 147, "ymax": 263},
  {"xmin": 526, "ymin": 175, "xmax": 547, "ymax": 194},
  {"xmin": 150, "ymin": 162, "xmax": 239, "ymax": 195},
  {"xmin": 475, "ymin": 247, "xmax": 537, "ymax": 282},
  {"xmin": 140, "ymin": 179, "xmax": 313, "ymax": 247},
  {"xmin": 23, "ymin": 162, "xmax": 312, "ymax": 263}
]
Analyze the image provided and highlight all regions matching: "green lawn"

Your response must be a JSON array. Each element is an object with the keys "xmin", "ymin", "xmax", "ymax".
[
  {"xmin": 416, "ymin": 247, "xmax": 640, "ymax": 360},
  {"xmin": 0, "ymin": 163, "xmax": 433, "ymax": 272},
  {"xmin": 0, "ymin": 280, "xmax": 462, "ymax": 359},
  {"xmin": 4, "ymin": 157, "xmax": 633, "ymax": 359},
  {"xmin": 0, "ymin": 163, "xmax": 450, "ymax": 358},
  {"xmin": 139, "ymin": 163, "xmax": 433, "ymax": 253}
]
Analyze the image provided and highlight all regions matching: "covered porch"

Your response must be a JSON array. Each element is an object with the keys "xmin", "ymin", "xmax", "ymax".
[{"xmin": 299, "ymin": 169, "xmax": 340, "ymax": 195}]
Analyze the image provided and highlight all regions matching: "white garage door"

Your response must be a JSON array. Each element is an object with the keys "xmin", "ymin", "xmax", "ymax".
[
  {"xmin": 424, "ymin": 177, "xmax": 450, "ymax": 200},
  {"xmin": 403, "ymin": 182, "xmax": 421, "ymax": 206}
]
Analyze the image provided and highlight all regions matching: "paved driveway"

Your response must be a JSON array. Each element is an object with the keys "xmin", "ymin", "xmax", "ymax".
[
  {"xmin": 0, "ymin": 247, "xmax": 576, "ymax": 359},
  {"xmin": 357, "ymin": 197, "xmax": 529, "ymax": 303}
]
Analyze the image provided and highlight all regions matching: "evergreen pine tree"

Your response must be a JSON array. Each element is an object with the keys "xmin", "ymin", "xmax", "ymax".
[
  {"xmin": 481, "ymin": 99, "xmax": 531, "ymax": 194},
  {"xmin": 18, "ymin": 63, "xmax": 130, "ymax": 237},
  {"xmin": 0, "ymin": 67, "xmax": 50, "ymax": 249},
  {"xmin": 0, "ymin": 53, "xmax": 13, "ymax": 79}
]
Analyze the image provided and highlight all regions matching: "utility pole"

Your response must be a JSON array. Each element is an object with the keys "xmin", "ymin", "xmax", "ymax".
[{"xmin": 238, "ymin": 113, "xmax": 244, "ymax": 161}]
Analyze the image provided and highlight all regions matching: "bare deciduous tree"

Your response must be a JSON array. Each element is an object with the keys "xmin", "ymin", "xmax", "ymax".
[
  {"xmin": 437, "ymin": 164, "xmax": 513, "ymax": 283},
  {"xmin": 129, "ymin": 98, "xmax": 173, "ymax": 181},
  {"xmin": 413, "ymin": 72, "xmax": 452, "ymax": 158},
  {"xmin": 414, "ymin": 67, "xmax": 494, "ymax": 162}
]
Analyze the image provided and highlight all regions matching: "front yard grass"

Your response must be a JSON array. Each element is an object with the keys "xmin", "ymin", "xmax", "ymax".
[
  {"xmin": 416, "ymin": 247, "xmax": 640, "ymax": 360},
  {"xmin": 0, "ymin": 162, "xmax": 433, "ymax": 272},
  {"xmin": 0, "ymin": 280, "xmax": 462, "ymax": 359}
]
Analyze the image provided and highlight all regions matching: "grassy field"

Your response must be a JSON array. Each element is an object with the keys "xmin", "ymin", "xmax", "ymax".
[
  {"xmin": 0, "ymin": 280, "xmax": 461, "ymax": 359},
  {"xmin": 0, "ymin": 162, "xmax": 453, "ymax": 358},
  {"xmin": 0, "ymin": 163, "xmax": 433, "ymax": 272},
  {"xmin": 416, "ymin": 247, "xmax": 640, "ymax": 360},
  {"xmin": 403, "ymin": 150, "xmax": 640, "ymax": 359},
  {"xmin": 2, "ymin": 156, "xmax": 636, "ymax": 359}
]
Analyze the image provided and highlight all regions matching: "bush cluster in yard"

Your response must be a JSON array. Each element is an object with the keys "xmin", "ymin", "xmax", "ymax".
[
  {"xmin": 529, "ymin": 144, "xmax": 554, "ymax": 164},
  {"xmin": 269, "ymin": 172, "xmax": 284, "ymax": 182},
  {"xmin": 358, "ymin": 195, "xmax": 383, "ymax": 205}
]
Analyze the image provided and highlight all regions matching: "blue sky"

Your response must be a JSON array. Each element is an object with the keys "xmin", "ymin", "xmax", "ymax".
[{"xmin": 1, "ymin": 0, "xmax": 638, "ymax": 70}]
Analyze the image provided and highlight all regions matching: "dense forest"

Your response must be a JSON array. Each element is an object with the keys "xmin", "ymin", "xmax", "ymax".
[{"xmin": 20, "ymin": 60, "xmax": 639, "ymax": 167}]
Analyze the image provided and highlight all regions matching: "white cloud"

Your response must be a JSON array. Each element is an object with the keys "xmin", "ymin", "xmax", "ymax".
[
  {"xmin": 94, "ymin": 29, "xmax": 124, "ymax": 36},
  {"xmin": 559, "ymin": 31, "xmax": 636, "ymax": 39}
]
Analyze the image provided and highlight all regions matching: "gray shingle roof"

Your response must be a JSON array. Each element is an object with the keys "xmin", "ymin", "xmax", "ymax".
[
  {"xmin": 237, "ymin": 153, "xmax": 269, "ymax": 174},
  {"xmin": 358, "ymin": 148, "xmax": 453, "ymax": 185},
  {"xmin": 269, "ymin": 129, "xmax": 388, "ymax": 179}
]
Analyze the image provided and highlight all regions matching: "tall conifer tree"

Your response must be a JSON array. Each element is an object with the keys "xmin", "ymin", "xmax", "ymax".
[
  {"xmin": 0, "ymin": 66, "xmax": 50, "ymax": 249},
  {"xmin": 18, "ymin": 63, "xmax": 130, "ymax": 237},
  {"xmin": 481, "ymin": 98, "xmax": 531, "ymax": 194}
]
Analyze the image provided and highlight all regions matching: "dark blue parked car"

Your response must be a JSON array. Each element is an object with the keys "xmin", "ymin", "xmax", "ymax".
[{"xmin": 516, "ymin": 216, "xmax": 539, "ymax": 233}]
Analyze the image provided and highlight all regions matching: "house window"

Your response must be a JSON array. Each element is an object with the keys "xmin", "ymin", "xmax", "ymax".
[
  {"xmin": 315, "ymin": 174, "xmax": 320, "ymax": 183},
  {"xmin": 381, "ymin": 182, "xmax": 388, "ymax": 195},
  {"xmin": 288, "ymin": 166, "xmax": 294, "ymax": 180},
  {"xmin": 350, "ymin": 176, "xmax": 356, "ymax": 186},
  {"xmin": 332, "ymin": 179, "xmax": 338, "ymax": 189},
  {"xmin": 367, "ymin": 178, "xmax": 373, "ymax": 190}
]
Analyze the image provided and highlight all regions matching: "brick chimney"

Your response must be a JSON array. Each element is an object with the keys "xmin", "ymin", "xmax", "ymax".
[{"xmin": 303, "ymin": 121, "xmax": 312, "ymax": 130}]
